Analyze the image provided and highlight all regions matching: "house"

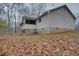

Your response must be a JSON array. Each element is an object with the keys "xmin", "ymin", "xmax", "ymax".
[{"xmin": 20, "ymin": 5, "xmax": 76, "ymax": 33}]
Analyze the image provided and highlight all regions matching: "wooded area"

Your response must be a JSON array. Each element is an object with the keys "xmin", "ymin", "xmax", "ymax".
[
  {"xmin": 0, "ymin": 3, "xmax": 54, "ymax": 33},
  {"xmin": 0, "ymin": 3, "xmax": 79, "ymax": 34}
]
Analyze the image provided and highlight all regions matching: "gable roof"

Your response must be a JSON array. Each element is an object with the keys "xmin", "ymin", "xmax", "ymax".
[{"xmin": 37, "ymin": 5, "xmax": 76, "ymax": 20}]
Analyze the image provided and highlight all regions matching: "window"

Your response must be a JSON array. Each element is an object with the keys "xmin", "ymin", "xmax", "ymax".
[
  {"xmin": 26, "ymin": 20, "xmax": 29, "ymax": 24},
  {"xmin": 30, "ymin": 20, "xmax": 36, "ymax": 24},
  {"xmin": 25, "ymin": 19, "xmax": 36, "ymax": 25},
  {"xmin": 39, "ymin": 18, "xmax": 41, "ymax": 22}
]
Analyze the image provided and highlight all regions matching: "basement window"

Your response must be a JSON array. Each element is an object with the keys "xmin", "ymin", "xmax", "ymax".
[{"xmin": 39, "ymin": 18, "xmax": 41, "ymax": 22}]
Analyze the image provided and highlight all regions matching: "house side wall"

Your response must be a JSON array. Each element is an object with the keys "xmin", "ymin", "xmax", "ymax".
[
  {"xmin": 20, "ymin": 24, "xmax": 36, "ymax": 33},
  {"xmin": 36, "ymin": 7, "xmax": 76, "ymax": 32}
]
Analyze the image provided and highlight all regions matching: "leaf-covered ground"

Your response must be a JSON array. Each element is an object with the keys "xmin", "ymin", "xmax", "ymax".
[{"xmin": 0, "ymin": 30, "xmax": 79, "ymax": 56}]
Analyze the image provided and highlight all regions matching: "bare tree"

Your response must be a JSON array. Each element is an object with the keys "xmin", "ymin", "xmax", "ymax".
[
  {"xmin": 0, "ymin": 3, "xmax": 54, "ymax": 33},
  {"xmin": 29, "ymin": 3, "xmax": 47, "ymax": 17}
]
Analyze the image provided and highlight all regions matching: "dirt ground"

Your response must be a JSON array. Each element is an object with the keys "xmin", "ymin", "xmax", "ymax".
[{"xmin": 0, "ymin": 30, "xmax": 79, "ymax": 56}]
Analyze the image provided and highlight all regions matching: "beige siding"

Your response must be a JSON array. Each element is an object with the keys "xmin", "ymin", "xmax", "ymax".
[
  {"xmin": 21, "ymin": 24, "xmax": 36, "ymax": 30},
  {"xmin": 36, "ymin": 7, "xmax": 76, "ymax": 32}
]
